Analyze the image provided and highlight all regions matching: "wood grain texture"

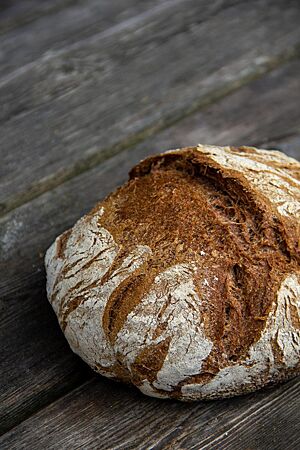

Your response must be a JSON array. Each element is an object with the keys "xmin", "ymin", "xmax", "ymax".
[
  {"xmin": 0, "ymin": 0, "xmax": 165, "ymax": 78},
  {"xmin": 1, "ymin": 0, "xmax": 300, "ymax": 215},
  {"xmin": 0, "ymin": 60, "xmax": 299, "ymax": 434},
  {"xmin": 0, "ymin": 374, "xmax": 299, "ymax": 449},
  {"xmin": 0, "ymin": 0, "xmax": 80, "ymax": 34},
  {"xmin": 0, "ymin": 278, "xmax": 93, "ymax": 436}
]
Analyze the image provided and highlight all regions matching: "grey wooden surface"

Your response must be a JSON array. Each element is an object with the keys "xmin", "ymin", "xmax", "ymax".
[
  {"xmin": 0, "ymin": 0, "xmax": 300, "ymax": 448},
  {"xmin": 1, "ymin": 0, "xmax": 300, "ymax": 215}
]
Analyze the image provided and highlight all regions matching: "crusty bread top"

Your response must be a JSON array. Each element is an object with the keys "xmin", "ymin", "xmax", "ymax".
[{"xmin": 46, "ymin": 145, "xmax": 300, "ymax": 399}]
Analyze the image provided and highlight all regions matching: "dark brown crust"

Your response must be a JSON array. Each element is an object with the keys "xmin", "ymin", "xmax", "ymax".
[
  {"xmin": 55, "ymin": 229, "xmax": 72, "ymax": 259},
  {"xmin": 91, "ymin": 146, "xmax": 300, "ymax": 384}
]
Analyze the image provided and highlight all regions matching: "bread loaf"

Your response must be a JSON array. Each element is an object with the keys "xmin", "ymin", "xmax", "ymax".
[{"xmin": 45, "ymin": 144, "xmax": 300, "ymax": 400}]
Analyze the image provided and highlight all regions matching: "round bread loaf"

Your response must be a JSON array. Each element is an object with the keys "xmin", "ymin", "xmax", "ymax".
[{"xmin": 45, "ymin": 144, "xmax": 300, "ymax": 400}]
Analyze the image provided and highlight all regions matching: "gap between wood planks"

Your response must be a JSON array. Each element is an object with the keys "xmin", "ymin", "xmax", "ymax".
[{"xmin": 1, "ymin": 46, "xmax": 299, "ymax": 219}]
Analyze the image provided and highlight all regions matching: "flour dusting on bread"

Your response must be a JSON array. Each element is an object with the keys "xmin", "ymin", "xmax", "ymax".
[{"xmin": 45, "ymin": 144, "xmax": 300, "ymax": 400}]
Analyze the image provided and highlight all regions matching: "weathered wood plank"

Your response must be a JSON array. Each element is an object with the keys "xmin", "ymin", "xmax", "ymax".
[
  {"xmin": 0, "ymin": 277, "xmax": 94, "ymax": 436},
  {"xmin": 0, "ymin": 0, "xmax": 165, "ymax": 78},
  {"xmin": 0, "ymin": 0, "xmax": 80, "ymax": 34},
  {"xmin": 2, "ymin": 60, "xmax": 300, "ymax": 293},
  {"xmin": 0, "ymin": 374, "xmax": 298, "ymax": 449},
  {"xmin": 1, "ymin": 0, "xmax": 300, "ymax": 215},
  {"xmin": 157, "ymin": 376, "xmax": 300, "ymax": 450},
  {"xmin": 0, "ymin": 61, "xmax": 299, "ymax": 434}
]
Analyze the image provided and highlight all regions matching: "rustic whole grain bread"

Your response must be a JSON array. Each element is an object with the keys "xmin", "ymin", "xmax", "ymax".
[{"xmin": 45, "ymin": 144, "xmax": 300, "ymax": 400}]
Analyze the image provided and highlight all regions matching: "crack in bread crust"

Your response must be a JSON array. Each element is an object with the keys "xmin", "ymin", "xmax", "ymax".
[{"xmin": 181, "ymin": 273, "xmax": 300, "ymax": 399}]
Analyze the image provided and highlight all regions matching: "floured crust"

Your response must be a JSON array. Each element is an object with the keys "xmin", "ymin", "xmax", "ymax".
[{"xmin": 45, "ymin": 144, "xmax": 300, "ymax": 400}]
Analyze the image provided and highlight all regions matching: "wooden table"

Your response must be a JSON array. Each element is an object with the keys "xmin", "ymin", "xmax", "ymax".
[{"xmin": 1, "ymin": 1, "xmax": 300, "ymax": 448}]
